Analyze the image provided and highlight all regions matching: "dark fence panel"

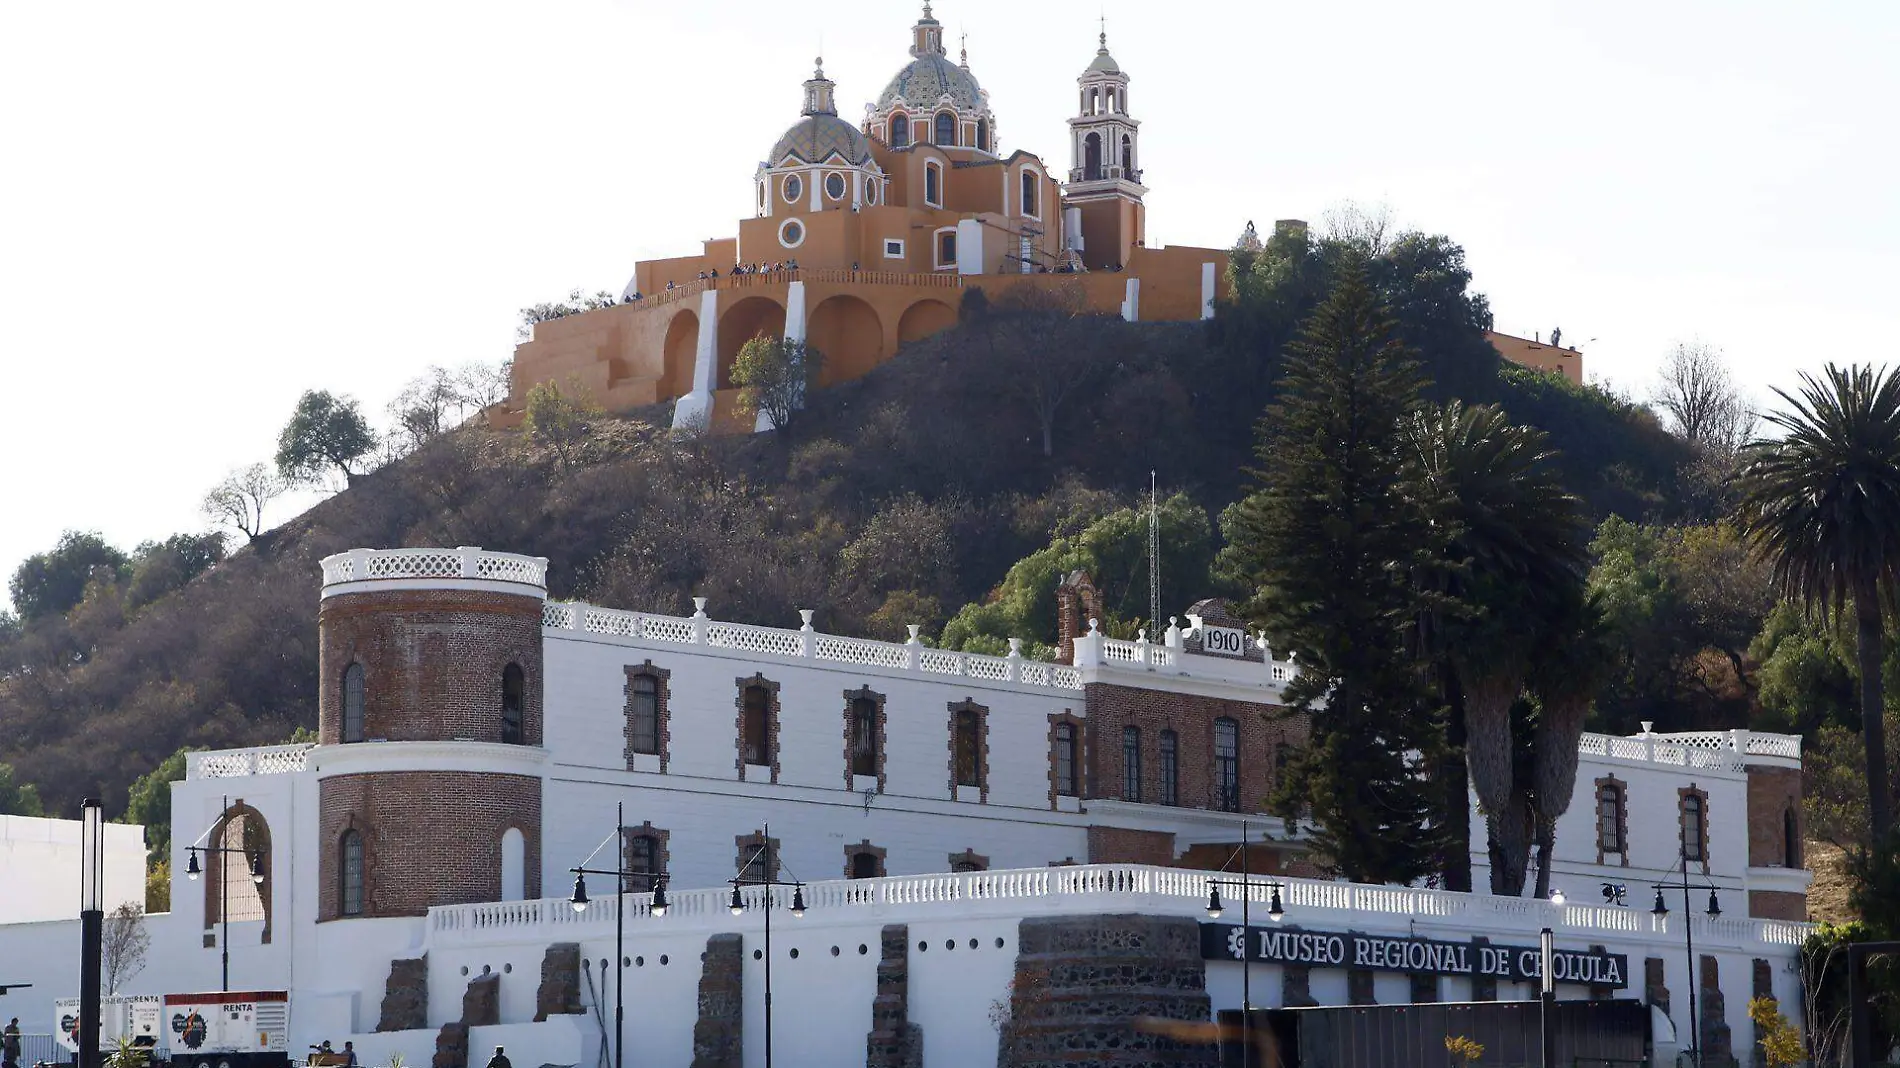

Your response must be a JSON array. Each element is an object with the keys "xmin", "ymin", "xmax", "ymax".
[{"xmin": 1218, "ymin": 999, "xmax": 1649, "ymax": 1068}]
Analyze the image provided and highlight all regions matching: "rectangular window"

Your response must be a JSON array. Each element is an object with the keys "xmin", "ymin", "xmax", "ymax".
[
  {"xmin": 955, "ymin": 709, "xmax": 983, "ymax": 788},
  {"xmin": 1596, "ymin": 783, "xmax": 1625, "ymax": 856},
  {"xmin": 742, "ymin": 685, "xmax": 771, "ymax": 767},
  {"xmin": 1214, "ymin": 718, "xmax": 1240, "ymax": 813},
  {"xmin": 1159, "ymin": 730, "xmax": 1178, "ymax": 806},
  {"xmin": 851, "ymin": 698, "xmax": 879, "ymax": 778},
  {"xmin": 1122, "ymin": 727, "xmax": 1142, "ymax": 803},
  {"xmin": 628, "ymin": 674, "xmax": 660, "ymax": 756},
  {"xmin": 925, "ymin": 164, "xmax": 942, "ymax": 206},
  {"xmin": 1681, "ymin": 793, "xmax": 1706, "ymax": 863},
  {"xmin": 936, "ymin": 230, "xmax": 957, "ymax": 269},
  {"xmin": 623, "ymin": 834, "xmax": 659, "ymax": 894},
  {"xmin": 1054, "ymin": 723, "xmax": 1079, "ymax": 797},
  {"xmin": 883, "ymin": 239, "xmax": 905, "ymax": 259}
]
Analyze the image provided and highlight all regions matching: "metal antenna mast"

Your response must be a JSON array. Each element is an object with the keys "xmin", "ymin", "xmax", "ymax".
[{"xmin": 1148, "ymin": 471, "xmax": 1160, "ymax": 636}]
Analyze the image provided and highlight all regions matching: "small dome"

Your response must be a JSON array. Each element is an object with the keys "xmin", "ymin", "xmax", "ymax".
[
  {"xmin": 1087, "ymin": 47, "xmax": 1120, "ymax": 74},
  {"xmin": 877, "ymin": 53, "xmax": 983, "ymax": 112},
  {"xmin": 769, "ymin": 113, "xmax": 874, "ymax": 167}
]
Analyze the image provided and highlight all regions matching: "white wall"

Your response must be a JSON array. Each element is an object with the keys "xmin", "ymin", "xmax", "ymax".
[{"xmin": 0, "ymin": 815, "xmax": 146, "ymax": 923}]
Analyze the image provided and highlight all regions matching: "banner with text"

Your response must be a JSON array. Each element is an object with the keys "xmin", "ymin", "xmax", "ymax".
[{"xmin": 1199, "ymin": 924, "xmax": 1628, "ymax": 989}]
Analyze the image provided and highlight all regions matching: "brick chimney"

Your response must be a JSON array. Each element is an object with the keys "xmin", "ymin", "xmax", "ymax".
[{"xmin": 1055, "ymin": 570, "xmax": 1103, "ymax": 664}]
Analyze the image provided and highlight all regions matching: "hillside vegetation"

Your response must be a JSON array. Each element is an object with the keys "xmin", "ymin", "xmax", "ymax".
[{"xmin": 0, "ymin": 221, "xmax": 1711, "ymax": 822}]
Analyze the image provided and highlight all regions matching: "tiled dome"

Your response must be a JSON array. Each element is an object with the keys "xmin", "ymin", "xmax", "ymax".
[
  {"xmin": 769, "ymin": 114, "xmax": 874, "ymax": 167},
  {"xmin": 877, "ymin": 53, "xmax": 983, "ymax": 111}
]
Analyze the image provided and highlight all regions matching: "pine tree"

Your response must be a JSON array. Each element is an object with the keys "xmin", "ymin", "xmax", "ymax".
[{"xmin": 1226, "ymin": 257, "xmax": 1447, "ymax": 885}]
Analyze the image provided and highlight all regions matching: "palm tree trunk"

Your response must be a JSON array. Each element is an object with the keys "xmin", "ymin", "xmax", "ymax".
[
  {"xmin": 1532, "ymin": 819, "xmax": 1556, "ymax": 900},
  {"xmin": 1440, "ymin": 661, "xmax": 1472, "ymax": 892},
  {"xmin": 1855, "ymin": 588, "xmax": 1893, "ymax": 842}
]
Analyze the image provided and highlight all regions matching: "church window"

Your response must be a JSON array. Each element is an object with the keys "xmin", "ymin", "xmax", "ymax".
[
  {"xmin": 627, "ymin": 672, "xmax": 660, "ymax": 756},
  {"xmin": 1214, "ymin": 717, "xmax": 1240, "ymax": 812},
  {"xmin": 976, "ymin": 118, "xmax": 989, "ymax": 152},
  {"xmin": 935, "ymin": 229, "xmax": 957, "ymax": 270},
  {"xmin": 339, "ymin": 830, "xmax": 364, "ymax": 917},
  {"xmin": 1121, "ymin": 134, "xmax": 1134, "ymax": 174},
  {"xmin": 934, "ymin": 111, "xmax": 955, "ymax": 146},
  {"xmin": 779, "ymin": 219, "xmax": 805, "ymax": 249},
  {"xmin": 501, "ymin": 663, "xmax": 524, "ymax": 744},
  {"xmin": 1021, "ymin": 170, "xmax": 1039, "ymax": 218},
  {"xmin": 1159, "ymin": 729, "xmax": 1179, "ymax": 806},
  {"xmin": 1122, "ymin": 727, "xmax": 1142, "ymax": 803},
  {"xmin": 925, "ymin": 162, "xmax": 942, "ymax": 206},
  {"xmin": 866, "ymin": 180, "xmax": 881, "ymax": 206},
  {"xmin": 1052, "ymin": 723, "xmax": 1079, "ymax": 797},
  {"xmin": 783, "ymin": 174, "xmax": 803, "ymax": 203},
  {"xmin": 341, "ymin": 663, "xmax": 365, "ymax": 743},
  {"xmin": 1084, "ymin": 133, "xmax": 1102, "ymax": 181},
  {"xmin": 890, "ymin": 113, "xmax": 910, "ymax": 148},
  {"xmin": 825, "ymin": 172, "xmax": 846, "ymax": 200}
]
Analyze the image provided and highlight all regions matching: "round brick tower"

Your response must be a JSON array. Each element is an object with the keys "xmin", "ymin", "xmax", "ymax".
[{"xmin": 312, "ymin": 547, "xmax": 550, "ymax": 921}]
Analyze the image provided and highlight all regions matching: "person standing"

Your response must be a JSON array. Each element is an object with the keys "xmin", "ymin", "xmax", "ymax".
[
  {"xmin": 3, "ymin": 1016, "xmax": 22, "ymax": 1068},
  {"xmin": 485, "ymin": 1047, "xmax": 511, "ymax": 1068}
]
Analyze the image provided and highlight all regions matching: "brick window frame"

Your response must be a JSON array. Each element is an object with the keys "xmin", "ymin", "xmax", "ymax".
[
  {"xmin": 735, "ymin": 674, "xmax": 783, "ymax": 784},
  {"xmin": 1047, "ymin": 710, "xmax": 1085, "ymax": 807},
  {"xmin": 1121, "ymin": 725, "xmax": 1143, "ymax": 803},
  {"xmin": 1212, "ymin": 716, "xmax": 1242, "ymax": 813},
  {"xmin": 735, "ymin": 829, "xmax": 781, "ymax": 884},
  {"xmin": 845, "ymin": 840, "xmax": 888, "ymax": 879},
  {"xmin": 949, "ymin": 849, "xmax": 989, "ymax": 872},
  {"xmin": 203, "ymin": 800, "xmax": 274, "ymax": 944},
  {"xmin": 1159, "ymin": 728, "xmax": 1179, "ymax": 806},
  {"xmin": 1594, "ymin": 775, "xmax": 1629, "ymax": 866},
  {"xmin": 842, "ymin": 686, "xmax": 888, "ymax": 792},
  {"xmin": 623, "ymin": 661, "xmax": 672, "ymax": 772},
  {"xmin": 620, "ymin": 822, "xmax": 670, "ymax": 893},
  {"xmin": 948, "ymin": 699, "xmax": 990, "ymax": 802},
  {"xmin": 333, "ymin": 818, "xmax": 374, "ymax": 921},
  {"xmin": 1679, "ymin": 784, "xmax": 1711, "ymax": 873}
]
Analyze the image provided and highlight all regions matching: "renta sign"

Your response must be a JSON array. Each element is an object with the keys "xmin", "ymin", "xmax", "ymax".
[{"xmin": 1199, "ymin": 924, "xmax": 1628, "ymax": 989}]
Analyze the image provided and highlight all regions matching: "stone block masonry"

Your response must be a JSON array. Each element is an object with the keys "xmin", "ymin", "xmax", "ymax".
[
  {"xmin": 534, "ymin": 943, "xmax": 583, "ymax": 1021},
  {"xmin": 377, "ymin": 956, "xmax": 428, "ymax": 1033},
  {"xmin": 865, "ymin": 924, "xmax": 923, "ymax": 1068},
  {"xmin": 1000, "ymin": 914, "xmax": 1216, "ymax": 1067},
  {"xmin": 691, "ymin": 934, "xmax": 744, "ymax": 1068}
]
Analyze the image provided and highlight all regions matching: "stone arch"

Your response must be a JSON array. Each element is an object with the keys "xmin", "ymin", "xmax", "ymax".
[
  {"xmin": 897, "ymin": 299, "xmax": 958, "ymax": 347},
  {"xmin": 717, "ymin": 296, "xmax": 786, "ymax": 389},
  {"xmin": 808, "ymin": 294, "xmax": 883, "ymax": 385},
  {"xmin": 1084, "ymin": 132, "xmax": 1103, "ymax": 180},
  {"xmin": 661, "ymin": 309, "xmax": 699, "ymax": 400},
  {"xmin": 202, "ymin": 800, "xmax": 274, "ymax": 944}
]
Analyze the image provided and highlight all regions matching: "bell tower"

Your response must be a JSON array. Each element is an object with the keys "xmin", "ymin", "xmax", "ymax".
[{"xmin": 1062, "ymin": 26, "xmax": 1147, "ymax": 270}]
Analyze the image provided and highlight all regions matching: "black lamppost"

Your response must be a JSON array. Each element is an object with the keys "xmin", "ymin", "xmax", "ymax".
[
  {"xmin": 1651, "ymin": 852, "xmax": 1722, "ymax": 1068},
  {"xmin": 728, "ymin": 823, "xmax": 805, "ymax": 1068},
  {"xmin": 569, "ymin": 802, "xmax": 669, "ymax": 1068},
  {"xmin": 184, "ymin": 795, "xmax": 265, "ymax": 992},
  {"xmin": 78, "ymin": 799, "xmax": 104, "ymax": 1068},
  {"xmin": 1204, "ymin": 820, "xmax": 1285, "ymax": 1068},
  {"xmin": 1538, "ymin": 927, "xmax": 1556, "ymax": 1068}
]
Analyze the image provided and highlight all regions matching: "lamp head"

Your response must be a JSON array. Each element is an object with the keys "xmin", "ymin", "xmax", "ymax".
[
  {"xmin": 569, "ymin": 872, "xmax": 589, "ymax": 913},
  {"xmin": 650, "ymin": 881, "xmax": 669, "ymax": 918},
  {"xmin": 249, "ymin": 852, "xmax": 265, "ymax": 884},
  {"xmin": 729, "ymin": 885, "xmax": 745, "ymax": 916},
  {"xmin": 1550, "ymin": 888, "xmax": 1565, "ymax": 906},
  {"xmin": 1205, "ymin": 884, "xmax": 1224, "ymax": 920},
  {"xmin": 1651, "ymin": 887, "xmax": 1669, "ymax": 916},
  {"xmin": 1706, "ymin": 888, "xmax": 1721, "ymax": 917},
  {"xmin": 790, "ymin": 886, "xmax": 807, "ymax": 918},
  {"xmin": 186, "ymin": 850, "xmax": 201, "ymax": 880},
  {"xmin": 1267, "ymin": 886, "xmax": 1285, "ymax": 922}
]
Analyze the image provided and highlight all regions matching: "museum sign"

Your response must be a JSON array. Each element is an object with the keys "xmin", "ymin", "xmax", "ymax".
[{"xmin": 1199, "ymin": 924, "xmax": 1629, "ymax": 989}]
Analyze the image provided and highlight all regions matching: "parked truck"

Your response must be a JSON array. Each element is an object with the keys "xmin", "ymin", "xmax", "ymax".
[
  {"xmin": 157, "ymin": 993, "xmax": 290, "ymax": 1068},
  {"xmin": 53, "ymin": 996, "xmax": 161, "ymax": 1061}
]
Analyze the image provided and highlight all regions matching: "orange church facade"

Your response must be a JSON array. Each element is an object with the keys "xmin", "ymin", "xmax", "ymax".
[{"xmin": 504, "ymin": 6, "xmax": 1231, "ymax": 431}]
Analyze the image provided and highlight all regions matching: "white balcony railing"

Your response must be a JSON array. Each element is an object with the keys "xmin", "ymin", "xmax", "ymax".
[
  {"xmin": 321, "ymin": 547, "xmax": 547, "ymax": 591},
  {"xmin": 187, "ymin": 744, "xmax": 315, "ymax": 780}
]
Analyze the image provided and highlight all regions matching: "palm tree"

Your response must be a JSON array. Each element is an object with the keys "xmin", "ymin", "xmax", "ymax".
[
  {"xmin": 1404, "ymin": 401, "xmax": 1589, "ymax": 894},
  {"xmin": 1737, "ymin": 364, "xmax": 1900, "ymax": 844}
]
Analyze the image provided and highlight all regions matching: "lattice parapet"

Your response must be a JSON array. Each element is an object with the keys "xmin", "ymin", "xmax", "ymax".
[{"xmin": 320, "ymin": 547, "xmax": 548, "ymax": 592}]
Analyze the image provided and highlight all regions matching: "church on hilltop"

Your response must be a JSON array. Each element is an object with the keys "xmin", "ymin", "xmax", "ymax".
[{"xmin": 501, "ymin": 5, "xmax": 1231, "ymax": 433}]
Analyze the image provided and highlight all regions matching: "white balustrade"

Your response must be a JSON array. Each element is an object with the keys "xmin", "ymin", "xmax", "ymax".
[
  {"xmin": 320, "ymin": 547, "xmax": 547, "ymax": 590},
  {"xmin": 187, "ymin": 744, "xmax": 314, "ymax": 780}
]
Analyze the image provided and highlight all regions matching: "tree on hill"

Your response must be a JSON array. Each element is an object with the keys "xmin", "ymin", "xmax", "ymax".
[
  {"xmin": 121, "ymin": 746, "xmax": 194, "ymax": 864},
  {"xmin": 1738, "ymin": 363, "xmax": 1900, "ymax": 845},
  {"xmin": 731, "ymin": 336, "xmax": 823, "ymax": 434},
  {"xmin": 204, "ymin": 463, "xmax": 286, "ymax": 543},
  {"xmin": 124, "ymin": 534, "xmax": 226, "ymax": 611},
  {"xmin": 275, "ymin": 390, "xmax": 376, "ymax": 487},
  {"xmin": 1654, "ymin": 341, "xmax": 1754, "ymax": 459},
  {"xmin": 8, "ymin": 530, "xmax": 129, "ymax": 621},
  {"xmin": 1223, "ymin": 256, "xmax": 1446, "ymax": 885},
  {"xmin": 0, "ymin": 763, "xmax": 45, "ymax": 816},
  {"xmin": 973, "ymin": 283, "xmax": 1120, "ymax": 458},
  {"xmin": 523, "ymin": 380, "xmax": 604, "ymax": 468}
]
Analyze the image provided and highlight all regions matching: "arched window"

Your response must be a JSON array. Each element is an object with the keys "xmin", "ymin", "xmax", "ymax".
[
  {"xmin": 1084, "ymin": 133, "xmax": 1102, "ymax": 181},
  {"xmin": 1783, "ymin": 807, "xmax": 1801, "ymax": 868},
  {"xmin": 890, "ymin": 113, "xmax": 910, "ymax": 148},
  {"xmin": 339, "ymin": 830, "xmax": 364, "ymax": 917},
  {"xmin": 976, "ymin": 118, "xmax": 989, "ymax": 152},
  {"xmin": 500, "ymin": 828, "xmax": 525, "ymax": 901},
  {"xmin": 925, "ymin": 162, "xmax": 942, "ymax": 206},
  {"xmin": 850, "ymin": 851, "xmax": 881, "ymax": 880},
  {"xmin": 935, "ymin": 111, "xmax": 955, "ymax": 146},
  {"xmin": 624, "ymin": 834, "xmax": 660, "ymax": 893},
  {"xmin": 1021, "ymin": 170, "xmax": 1039, "ymax": 218},
  {"xmin": 628, "ymin": 674, "xmax": 660, "ymax": 756},
  {"xmin": 1121, "ymin": 134, "xmax": 1133, "ymax": 174},
  {"xmin": 954, "ymin": 708, "xmax": 983, "ymax": 788},
  {"xmin": 342, "ymin": 663, "xmax": 365, "ymax": 743},
  {"xmin": 1159, "ymin": 729, "xmax": 1179, "ymax": 806},
  {"xmin": 1053, "ymin": 723, "xmax": 1079, "ymax": 797},
  {"xmin": 741, "ymin": 684, "xmax": 771, "ymax": 767},
  {"xmin": 1214, "ymin": 717, "xmax": 1240, "ymax": 812},
  {"xmin": 1121, "ymin": 727, "xmax": 1142, "ymax": 802},
  {"xmin": 501, "ymin": 663, "xmax": 524, "ymax": 744},
  {"xmin": 851, "ymin": 697, "xmax": 879, "ymax": 778}
]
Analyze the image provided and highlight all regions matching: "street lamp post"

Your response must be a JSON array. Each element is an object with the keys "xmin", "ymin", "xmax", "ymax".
[
  {"xmin": 1538, "ymin": 927, "xmax": 1556, "ymax": 1068},
  {"xmin": 569, "ymin": 801, "xmax": 669, "ymax": 1068},
  {"xmin": 78, "ymin": 799, "xmax": 104, "ymax": 1068},
  {"xmin": 184, "ymin": 796, "xmax": 266, "ymax": 992},
  {"xmin": 1651, "ymin": 852, "xmax": 1722, "ymax": 1068},
  {"xmin": 728, "ymin": 823, "xmax": 805, "ymax": 1068},
  {"xmin": 1204, "ymin": 820, "xmax": 1286, "ymax": 1068}
]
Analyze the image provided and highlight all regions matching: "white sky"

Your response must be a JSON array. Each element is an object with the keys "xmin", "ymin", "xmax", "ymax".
[{"xmin": 2, "ymin": 0, "xmax": 1896, "ymax": 610}]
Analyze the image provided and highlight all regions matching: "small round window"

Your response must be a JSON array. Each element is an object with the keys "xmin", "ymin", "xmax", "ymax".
[
  {"xmin": 779, "ymin": 219, "xmax": 805, "ymax": 248},
  {"xmin": 784, "ymin": 175, "xmax": 803, "ymax": 202},
  {"xmin": 865, "ymin": 181, "xmax": 879, "ymax": 206},
  {"xmin": 825, "ymin": 172, "xmax": 846, "ymax": 200}
]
